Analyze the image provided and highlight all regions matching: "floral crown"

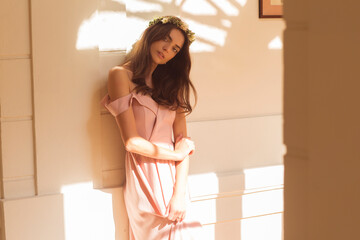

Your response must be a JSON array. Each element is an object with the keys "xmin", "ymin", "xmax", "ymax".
[{"xmin": 149, "ymin": 16, "xmax": 195, "ymax": 44}]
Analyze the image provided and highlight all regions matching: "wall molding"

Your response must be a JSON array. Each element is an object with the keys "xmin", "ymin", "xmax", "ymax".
[
  {"xmin": 100, "ymin": 110, "xmax": 282, "ymax": 122},
  {"xmin": 188, "ymin": 113, "xmax": 282, "ymax": 123},
  {"xmin": 3, "ymin": 175, "xmax": 34, "ymax": 183},
  {"xmin": 0, "ymin": 116, "xmax": 32, "ymax": 123},
  {"xmin": 203, "ymin": 211, "xmax": 283, "ymax": 226},
  {"xmin": 0, "ymin": 54, "xmax": 31, "ymax": 61},
  {"xmin": 99, "ymin": 50, "xmax": 127, "ymax": 55},
  {"xmin": 191, "ymin": 185, "xmax": 284, "ymax": 203}
]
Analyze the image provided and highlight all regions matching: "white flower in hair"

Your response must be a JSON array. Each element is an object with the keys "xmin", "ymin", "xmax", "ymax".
[{"xmin": 161, "ymin": 17, "xmax": 169, "ymax": 24}]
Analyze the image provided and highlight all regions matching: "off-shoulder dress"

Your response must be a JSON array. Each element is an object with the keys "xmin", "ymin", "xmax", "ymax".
[{"xmin": 101, "ymin": 91, "xmax": 203, "ymax": 240}]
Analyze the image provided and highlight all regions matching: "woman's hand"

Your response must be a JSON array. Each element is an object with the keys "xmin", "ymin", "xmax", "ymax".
[
  {"xmin": 165, "ymin": 193, "xmax": 186, "ymax": 223},
  {"xmin": 174, "ymin": 134, "xmax": 195, "ymax": 159}
]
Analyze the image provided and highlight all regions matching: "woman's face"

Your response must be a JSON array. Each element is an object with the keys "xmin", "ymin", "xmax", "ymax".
[{"xmin": 150, "ymin": 28, "xmax": 185, "ymax": 65}]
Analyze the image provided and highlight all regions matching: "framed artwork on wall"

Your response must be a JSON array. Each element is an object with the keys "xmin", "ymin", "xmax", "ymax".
[{"xmin": 259, "ymin": 0, "xmax": 283, "ymax": 18}]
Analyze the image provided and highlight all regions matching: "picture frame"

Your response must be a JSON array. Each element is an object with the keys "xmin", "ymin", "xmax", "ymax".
[{"xmin": 259, "ymin": 0, "xmax": 283, "ymax": 18}]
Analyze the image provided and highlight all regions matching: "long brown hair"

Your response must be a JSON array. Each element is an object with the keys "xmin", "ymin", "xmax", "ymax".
[{"xmin": 123, "ymin": 18, "xmax": 197, "ymax": 114}]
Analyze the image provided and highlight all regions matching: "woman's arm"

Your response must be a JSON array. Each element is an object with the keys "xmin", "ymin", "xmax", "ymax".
[
  {"xmin": 165, "ymin": 108, "xmax": 192, "ymax": 222},
  {"xmin": 108, "ymin": 67, "xmax": 194, "ymax": 161},
  {"xmin": 172, "ymin": 109, "xmax": 191, "ymax": 196}
]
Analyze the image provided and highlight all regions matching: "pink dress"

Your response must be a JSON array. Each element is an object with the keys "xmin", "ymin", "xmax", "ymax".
[{"xmin": 101, "ymin": 91, "xmax": 203, "ymax": 240}]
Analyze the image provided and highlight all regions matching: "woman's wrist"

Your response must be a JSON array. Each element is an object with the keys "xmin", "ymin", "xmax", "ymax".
[
  {"xmin": 174, "ymin": 148, "xmax": 187, "ymax": 161},
  {"xmin": 173, "ymin": 188, "xmax": 186, "ymax": 198}
]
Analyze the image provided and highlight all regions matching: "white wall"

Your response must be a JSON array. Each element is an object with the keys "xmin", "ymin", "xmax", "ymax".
[{"xmin": 0, "ymin": 0, "xmax": 285, "ymax": 239}]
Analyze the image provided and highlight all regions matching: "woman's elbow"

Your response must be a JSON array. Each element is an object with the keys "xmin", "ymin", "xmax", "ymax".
[{"xmin": 124, "ymin": 137, "xmax": 142, "ymax": 152}]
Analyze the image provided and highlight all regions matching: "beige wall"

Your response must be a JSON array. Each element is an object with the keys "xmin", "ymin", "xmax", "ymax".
[
  {"xmin": 284, "ymin": 0, "xmax": 360, "ymax": 239},
  {"xmin": 0, "ymin": 0, "xmax": 284, "ymax": 239}
]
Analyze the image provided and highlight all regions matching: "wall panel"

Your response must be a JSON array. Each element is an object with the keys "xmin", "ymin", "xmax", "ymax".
[
  {"xmin": 188, "ymin": 165, "xmax": 284, "ymax": 240},
  {"xmin": 0, "ymin": 0, "xmax": 30, "ymax": 57},
  {"xmin": 1, "ymin": 194, "xmax": 64, "ymax": 240},
  {"xmin": 31, "ymin": 0, "xmax": 100, "ymax": 194},
  {"xmin": 188, "ymin": 115, "xmax": 284, "ymax": 174},
  {"xmin": 1, "ymin": 121, "xmax": 34, "ymax": 179},
  {"xmin": 0, "ymin": 59, "xmax": 32, "ymax": 117}
]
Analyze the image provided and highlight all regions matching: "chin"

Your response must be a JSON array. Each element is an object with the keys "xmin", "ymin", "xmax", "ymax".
[
  {"xmin": 157, "ymin": 59, "xmax": 167, "ymax": 65},
  {"xmin": 151, "ymin": 54, "xmax": 164, "ymax": 65}
]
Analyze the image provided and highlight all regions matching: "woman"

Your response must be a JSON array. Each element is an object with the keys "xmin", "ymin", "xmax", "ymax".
[{"xmin": 101, "ymin": 16, "xmax": 203, "ymax": 239}]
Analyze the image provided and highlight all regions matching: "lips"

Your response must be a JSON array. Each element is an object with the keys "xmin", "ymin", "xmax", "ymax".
[{"xmin": 157, "ymin": 51, "xmax": 165, "ymax": 59}]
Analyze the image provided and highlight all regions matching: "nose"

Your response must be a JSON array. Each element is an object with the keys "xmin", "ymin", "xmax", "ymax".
[{"xmin": 162, "ymin": 43, "xmax": 170, "ymax": 52}]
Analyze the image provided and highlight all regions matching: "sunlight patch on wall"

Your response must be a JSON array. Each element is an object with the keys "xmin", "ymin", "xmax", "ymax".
[
  {"xmin": 236, "ymin": 0, "xmax": 248, "ymax": 7},
  {"xmin": 243, "ymin": 165, "xmax": 283, "ymax": 190},
  {"xmin": 241, "ymin": 213, "xmax": 283, "ymax": 240},
  {"xmin": 242, "ymin": 189, "xmax": 283, "ymax": 218},
  {"xmin": 188, "ymin": 172, "xmax": 219, "ymax": 197},
  {"xmin": 123, "ymin": 0, "xmax": 163, "ymax": 13},
  {"xmin": 61, "ymin": 182, "xmax": 115, "ymax": 240},
  {"xmin": 181, "ymin": 0, "xmax": 217, "ymax": 15},
  {"xmin": 76, "ymin": 10, "xmax": 131, "ymax": 51},
  {"xmin": 221, "ymin": 19, "xmax": 232, "ymax": 28},
  {"xmin": 98, "ymin": 11, "xmax": 128, "ymax": 51},
  {"xmin": 190, "ymin": 40, "xmax": 216, "ymax": 53},
  {"xmin": 76, "ymin": 11, "xmax": 99, "ymax": 50},
  {"xmin": 123, "ymin": 16, "xmax": 151, "ymax": 51},
  {"xmin": 241, "ymin": 165, "xmax": 283, "ymax": 240},
  {"xmin": 155, "ymin": 0, "xmax": 173, "ymax": 3},
  {"xmin": 184, "ymin": 18, "xmax": 227, "ymax": 47},
  {"xmin": 211, "ymin": 0, "xmax": 239, "ymax": 16},
  {"xmin": 77, "ymin": 3, "xmax": 235, "ymax": 52},
  {"xmin": 175, "ymin": 0, "xmax": 183, "ymax": 6},
  {"xmin": 268, "ymin": 36, "xmax": 283, "ymax": 50},
  {"xmin": 187, "ymin": 172, "xmax": 219, "ymax": 238},
  {"xmin": 242, "ymin": 165, "xmax": 283, "ymax": 219},
  {"xmin": 98, "ymin": 12, "xmax": 148, "ymax": 51}
]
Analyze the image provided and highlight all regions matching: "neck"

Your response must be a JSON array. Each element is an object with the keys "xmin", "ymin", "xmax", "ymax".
[
  {"xmin": 146, "ymin": 62, "xmax": 158, "ymax": 88},
  {"xmin": 149, "ymin": 62, "xmax": 157, "ymax": 76}
]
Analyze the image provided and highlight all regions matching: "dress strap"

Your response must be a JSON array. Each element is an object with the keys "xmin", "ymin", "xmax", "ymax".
[
  {"xmin": 101, "ymin": 93, "xmax": 133, "ymax": 117},
  {"xmin": 101, "ymin": 91, "xmax": 159, "ymax": 117}
]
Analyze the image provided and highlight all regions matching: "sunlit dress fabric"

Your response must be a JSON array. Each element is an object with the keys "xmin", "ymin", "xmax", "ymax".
[{"xmin": 101, "ymin": 91, "xmax": 203, "ymax": 240}]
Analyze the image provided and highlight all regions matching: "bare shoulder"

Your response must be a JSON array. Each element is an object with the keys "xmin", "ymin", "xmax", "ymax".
[
  {"xmin": 108, "ymin": 66, "xmax": 133, "ymax": 100},
  {"xmin": 122, "ymin": 63, "xmax": 137, "ymax": 91}
]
